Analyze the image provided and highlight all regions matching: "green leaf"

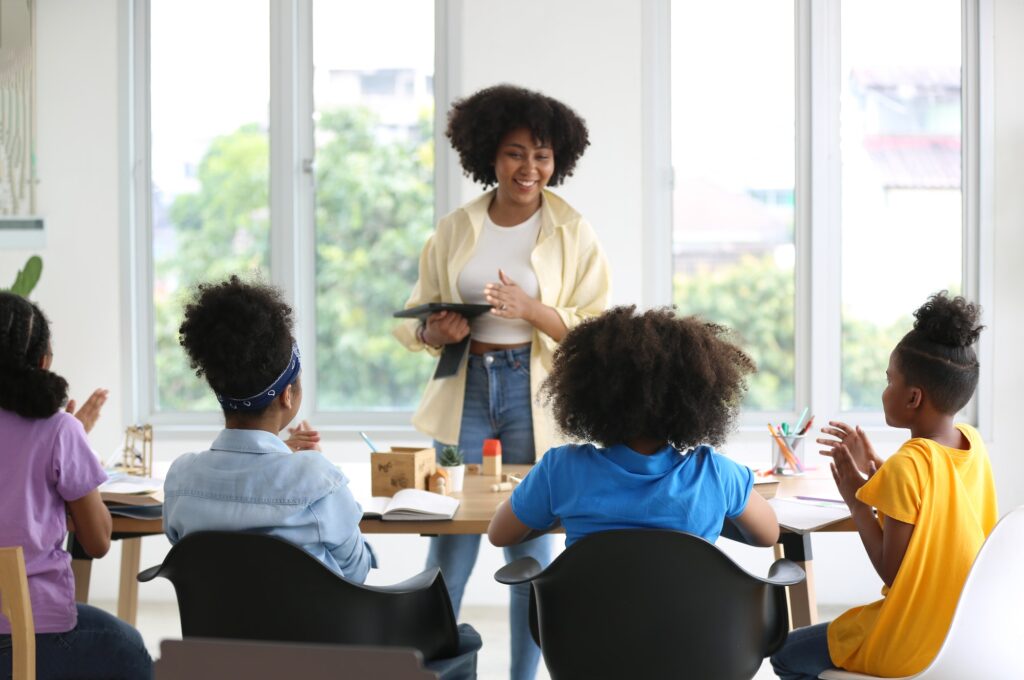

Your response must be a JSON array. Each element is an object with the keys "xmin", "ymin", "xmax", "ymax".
[{"xmin": 10, "ymin": 256, "xmax": 43, "ymax": 297}]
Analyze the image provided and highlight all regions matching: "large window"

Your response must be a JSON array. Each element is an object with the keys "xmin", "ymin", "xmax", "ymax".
[
  {"xmin": 668, "ymin": 0, "xmax": 976, "ymax": 425},
  {"xmin": 132, "ymin": 1, "xmax": 441, "ymax": 424}
]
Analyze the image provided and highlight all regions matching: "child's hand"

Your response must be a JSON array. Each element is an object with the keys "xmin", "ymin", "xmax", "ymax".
[
  {"xmin": 67, "ymin": 388, "xmax": 109, "ymax": 434},
  {"xmin": 817, "ymin": 421, "xmax": 882, "ymax": 476},
  {"xmin": 830, "ymin": 443, "xmax": 875, "ymax": 508},
  {"xmin": 285, "ymin": 420, "xmax": 321, "ymax": 452}
]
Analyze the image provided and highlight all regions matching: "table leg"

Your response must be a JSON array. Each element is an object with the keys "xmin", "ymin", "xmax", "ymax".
[
  {"xmin": 778, "ymin": 533, "xmax": 818, "ymax": 629},
  {"xmin": 118, "ymin": 537, "xmax": 142, "ymax": 625}
]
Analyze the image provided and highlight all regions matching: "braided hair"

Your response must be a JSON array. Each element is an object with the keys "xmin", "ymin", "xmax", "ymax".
[
  {"xmin": 0, "ymin": 292, "xmax": 69, "ymax": 418},
  {"xmin": 894, "ymin": 291, "xmax": 984, "ymax": 414}
]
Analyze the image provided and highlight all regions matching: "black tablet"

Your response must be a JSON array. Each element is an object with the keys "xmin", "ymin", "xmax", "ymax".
[{"xmin": 393, "ymin": 302, "xmax": 493, "ymax": 320}]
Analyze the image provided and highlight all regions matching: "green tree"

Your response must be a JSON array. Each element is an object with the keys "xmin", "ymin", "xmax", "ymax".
[
  {"xmin": 153, "ymin": 110, "xmax": 435, "ymax": 412},
  {"xmin": 674, "ymin": 254, "xmax": 795, "ymax": 410}
]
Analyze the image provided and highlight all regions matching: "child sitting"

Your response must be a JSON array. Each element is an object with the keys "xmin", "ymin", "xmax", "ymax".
[
  {"xmin": 771, "ymin": 292, "xmax": 996, "ymax": 679},
  {"xmin": 0, "ymin": 292, "xmax": 152, "ymax": 679},
  {"xmin": 488, "ymin": 305, "xmax": 779, "ymax": 550},
  {"xmin": 163, "ymin": 276, "xmax": 376, "ymax": 581}
]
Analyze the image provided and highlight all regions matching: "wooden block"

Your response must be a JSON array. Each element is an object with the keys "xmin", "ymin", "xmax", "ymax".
[
  {"xmin": 371, "ymin": 447, "xmax": 436, "ymax": 497},
  {"xmin": 482, "ymin": 438, "xmax": 502, "ymax": 478}
]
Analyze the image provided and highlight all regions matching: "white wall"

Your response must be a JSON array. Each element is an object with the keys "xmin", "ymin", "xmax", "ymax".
[{"xmin": 13, "ymin": 0, "xmax": 1023, "ymax": 611}]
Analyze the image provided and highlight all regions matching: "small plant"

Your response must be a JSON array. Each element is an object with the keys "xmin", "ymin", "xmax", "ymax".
[
  {"xmin": 439, "ymin": 445, "xmax": 464, "ymax": 467},
  {"xmin": 2, "ymin": 255, "xmax": 43, "ymax": 297}
]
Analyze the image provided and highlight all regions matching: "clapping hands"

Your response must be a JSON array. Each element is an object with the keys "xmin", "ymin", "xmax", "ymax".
[
  {"xmin": 285, "ymin": 419, "xmax": 321, "ymax": 452},
  {"xmin": 66, "ymin": 388, "xmax": 109, "ymax": 434}
]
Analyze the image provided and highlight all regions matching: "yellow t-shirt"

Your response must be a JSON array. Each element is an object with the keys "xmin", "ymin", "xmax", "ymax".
[{"xmin": 827, "ymin": 424, "xmax": 998, "ymax": 677}]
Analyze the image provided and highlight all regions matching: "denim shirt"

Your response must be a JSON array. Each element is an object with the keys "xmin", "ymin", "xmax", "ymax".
[{"xmin": 164, "ymin": 429, "xmax": 376, "ymax": 582}]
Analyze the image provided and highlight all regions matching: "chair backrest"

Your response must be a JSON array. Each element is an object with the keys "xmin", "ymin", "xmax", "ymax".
[
  {"xmin": 155, "ymin": 638, "xmax": 439, "ymax": 680},
  {"xmin": 526, "ymin": 529, "xmax": 793, "ymax": 680},
  {"xmin": 913, "ymin": 505, "xmax": 1024, "ymax": 678},
  {"xmin": 138, "ymin": 531, "xmax": 459, "ymax": 661},
  {"xmin": 0, "ymin": 546, "xmax": 35, "ymax": 680}
]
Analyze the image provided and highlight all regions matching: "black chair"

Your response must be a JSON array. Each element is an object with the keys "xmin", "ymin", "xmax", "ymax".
[
  {"xmin": 139, "ymin": 531, "xmax": 478, "ymax": 677},
  {"xmin": 495, "ymin": 529, "xmax": 805, "ymax": 680}
]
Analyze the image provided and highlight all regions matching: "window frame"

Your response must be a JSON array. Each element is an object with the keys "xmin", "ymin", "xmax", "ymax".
[
  {"xmin": 648, "ymin": 0, "xmax": 993, "ymax": 434},
  {"xmin": 123, "ymin": 0, "xmax": 458, "ymax": 432}
]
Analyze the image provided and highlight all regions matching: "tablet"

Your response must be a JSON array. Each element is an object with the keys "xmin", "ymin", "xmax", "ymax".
[{"xmin": 393, "ymin": 302, "xmax": 493, "ymax": 320}]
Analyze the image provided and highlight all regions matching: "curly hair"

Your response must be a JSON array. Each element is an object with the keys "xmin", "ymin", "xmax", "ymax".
[
  {"xmin": 542, "ymin": 306, "xmax": 756, "ymax": 450},
  {"xmin": 179, "ymin": 276, "xmax": 295, "ymax": 416},
  {"xmin": 894, "ymin": 291, "xmax": 983, "ymax": 414},
  {"xmin": 446, "ymin": 84, "xmax": 590, "ymax": 188},
  {"xmin": 0, "ymin": 292, "xmax": 69, "ymax": 418}
]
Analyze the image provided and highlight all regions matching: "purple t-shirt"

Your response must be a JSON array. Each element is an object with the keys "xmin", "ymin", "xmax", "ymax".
[{"xmin": 0, "ymin": 409, "xmax": 107, "ymax": 634}]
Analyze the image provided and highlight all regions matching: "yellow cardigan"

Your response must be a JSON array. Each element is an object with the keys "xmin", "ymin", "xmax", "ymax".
[{"xmin": 394, "ymin": 189, "xmax": 611, "ymax": 458}]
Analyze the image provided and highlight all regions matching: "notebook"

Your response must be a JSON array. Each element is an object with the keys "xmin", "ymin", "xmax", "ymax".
[
  {"xmin": 360, "ymin": 488, "xmax": 460, "ymax": 521},
  {"xmin": 768, "ymin": 497, "xmax": 852, "ymax": 534},
  {"xmin": 100, "ymin": 475, "xmax": 164, "ymax": 507}
]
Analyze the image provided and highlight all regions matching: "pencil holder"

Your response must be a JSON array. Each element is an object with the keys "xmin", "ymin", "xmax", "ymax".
[{"xmin": 771, "ymin": 434, "xmax": 805, "ymax": 474}]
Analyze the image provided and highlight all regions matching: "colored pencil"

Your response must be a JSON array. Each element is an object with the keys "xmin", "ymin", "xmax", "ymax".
[{"xmin": 797, "ymin": 415, "xmax": 815, "ymax": 436}]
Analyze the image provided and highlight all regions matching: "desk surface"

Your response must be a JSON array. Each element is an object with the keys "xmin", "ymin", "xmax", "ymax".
[{"xmin": 107, "ymin": 462, "xmax": 851, "ymax": 536}]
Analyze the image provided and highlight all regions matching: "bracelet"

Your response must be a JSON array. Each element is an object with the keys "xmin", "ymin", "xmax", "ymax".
[{"xmin": 417, "ymin": 323, "xmax": 441, "ymax": 349}]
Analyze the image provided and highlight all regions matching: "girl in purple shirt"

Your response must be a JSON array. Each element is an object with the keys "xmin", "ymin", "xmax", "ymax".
[{"xmin": 0, "ymin": 292, "xmax": 152, "ymax": 679}]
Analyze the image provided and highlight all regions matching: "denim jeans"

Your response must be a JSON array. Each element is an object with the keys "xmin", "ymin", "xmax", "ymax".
[
  {"xmin": 0, "ymin": 604, "xmax": 152, "ymax": 680},
  {"xmin": 428, "ymin": 347, "xmax": 551, "ymax": 680},
  {"xmin": 770, "ymin": 622, "xmax": 834, "ymax": 680}
]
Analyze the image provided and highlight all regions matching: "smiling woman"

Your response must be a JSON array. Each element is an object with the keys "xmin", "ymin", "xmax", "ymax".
[{"xmin": 393, "ymin": 84, "xmax": 610, "ymax": 680}]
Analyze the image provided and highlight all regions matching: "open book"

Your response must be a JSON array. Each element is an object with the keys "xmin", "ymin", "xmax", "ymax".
[
  {"xmin": 768, "ymin": 497, "xmax": 852, "ymax": 534},
  {"xmin": 361, "ymin": 489, "xmax": 460, "ymax": 521},
  {"xmin": 100, "ymin": 475, "xmax": 164, "ymax": 507}
]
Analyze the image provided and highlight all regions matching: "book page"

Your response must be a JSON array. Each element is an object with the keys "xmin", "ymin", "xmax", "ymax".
[
  {"xmin": 360, "ymin": 496, "xmax": 390, "ymax": 518},
  {"xmin": 384, "ymin": 489, "xmax": 459, "ymax": 520}
]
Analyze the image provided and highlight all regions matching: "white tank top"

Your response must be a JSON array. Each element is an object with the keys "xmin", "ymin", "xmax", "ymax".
[{"xmin": 457, "ymin": 210, "xmax": 541, "ymax": 344}]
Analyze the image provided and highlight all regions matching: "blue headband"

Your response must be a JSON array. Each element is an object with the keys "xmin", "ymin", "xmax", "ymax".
[{"xmin": 216, "ymin": 343, "xmax": 301, "ymax": 412}]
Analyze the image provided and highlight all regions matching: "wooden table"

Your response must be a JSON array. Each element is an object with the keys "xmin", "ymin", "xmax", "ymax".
[{"xmin": 72, "ymin": 463, "xmax": 851, "ymax": 630}]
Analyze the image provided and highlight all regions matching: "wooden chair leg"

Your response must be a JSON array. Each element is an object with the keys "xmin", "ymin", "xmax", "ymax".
[{"xmin": 118, "ymin": 538, "xmax": 143, "ymax": 625}]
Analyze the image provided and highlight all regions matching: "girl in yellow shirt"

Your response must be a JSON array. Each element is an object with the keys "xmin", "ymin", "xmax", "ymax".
[{"xmin": 771, "ymin": 292, "xmax": 997, "ymax": 679}]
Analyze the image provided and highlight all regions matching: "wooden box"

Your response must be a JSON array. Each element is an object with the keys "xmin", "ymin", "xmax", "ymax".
[{"xmin": 371, "ymin": 447, "xmax": 436, "ymax": 497}]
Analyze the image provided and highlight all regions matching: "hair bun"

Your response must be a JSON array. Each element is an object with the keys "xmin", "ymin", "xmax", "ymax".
[{"xmin": 912, "ymin": 291, "xmax": 983, "ymax": 348}]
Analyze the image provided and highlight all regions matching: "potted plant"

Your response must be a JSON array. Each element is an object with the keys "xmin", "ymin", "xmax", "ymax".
[{"xmin": 439, "ymin": 445, "xmax": 466, "ymax": 493}]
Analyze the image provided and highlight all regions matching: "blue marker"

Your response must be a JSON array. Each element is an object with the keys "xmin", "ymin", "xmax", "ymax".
[{"xmin": 358, "ymin": 431, "xmax": 379, "ymax": 453}]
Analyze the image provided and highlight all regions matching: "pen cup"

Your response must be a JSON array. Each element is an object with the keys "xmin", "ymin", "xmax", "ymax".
[{"xmin": 771, "ymin": 434, "xmax": 805, "ymax": 474}]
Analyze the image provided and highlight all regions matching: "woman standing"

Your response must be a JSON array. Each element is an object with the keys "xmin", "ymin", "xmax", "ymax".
[{"xmin": 395, "ymin": 84, "xmax": 610, "ymax": 679}]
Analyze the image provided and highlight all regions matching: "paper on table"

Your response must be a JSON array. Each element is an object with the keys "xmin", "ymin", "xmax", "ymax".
[
  {"xmin": 100, "ymin": 475, "xmax": 164, "ymax": 506},
  {"xmin": 769, "ymin": 497, "xmax": 851, "ymax": 534}
]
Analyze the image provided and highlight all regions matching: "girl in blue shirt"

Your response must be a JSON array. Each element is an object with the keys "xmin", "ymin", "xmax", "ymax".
[{"xmin": 489, "ymin": 305, "xmax": 779, "ymax": 548}]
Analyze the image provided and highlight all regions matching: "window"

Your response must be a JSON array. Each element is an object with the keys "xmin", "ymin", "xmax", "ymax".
[
  {"xmin": 665, "ymin": 0, "xmax": 981, "ymax": 426},
  {"xmin": 130, "ymin": 1, "xmax": 442, "ymax": 425}
]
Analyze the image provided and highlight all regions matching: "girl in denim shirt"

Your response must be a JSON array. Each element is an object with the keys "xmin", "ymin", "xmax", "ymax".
[{"xmin": 163, "ymin": 276, "xmax": 376, "ymax": 581}]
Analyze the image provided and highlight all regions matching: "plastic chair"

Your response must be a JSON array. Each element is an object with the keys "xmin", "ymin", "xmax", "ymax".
[
  {"xmin": 138, "ymin": 531, "xmax": 476, "ymax": 674},
  {"xmin": 495, "ymin": 528, "xmax": 806, "ymax": 680},
  {"xmin": 819, "ymin": 505, "xmax": 1024, "ymax": 679},
  {"xmin": 155, "ymin": 638, "xmax": 439, "ymax": 680},
  {"xmin": 0, "ymin": 546, "xmax": 35, "ymax": 680}
]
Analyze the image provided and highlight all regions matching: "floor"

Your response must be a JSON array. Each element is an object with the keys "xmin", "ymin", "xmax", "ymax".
[{"xmin": 100, "ymin": 600, "xmax": 848, "ymax": 679}]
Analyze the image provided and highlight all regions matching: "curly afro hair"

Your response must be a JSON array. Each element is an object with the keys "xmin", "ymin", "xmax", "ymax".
[
  {"xmin": 0, "ymin": 292, "xmax": 68, "ymax": 418},
  {"xmin": 446, "ymin": 84, "xmax": 590, "ymax": 188},
  {"xmin": 894, "ymin": 291, "xmax": 983, "ymax": 414},
  {"xmin": 179, "ymin": 276, "xmax": 295, "ymax": 416},
  {"xmin": 542, "ymin": 306, "xmax": 756, "ymax": 450}
]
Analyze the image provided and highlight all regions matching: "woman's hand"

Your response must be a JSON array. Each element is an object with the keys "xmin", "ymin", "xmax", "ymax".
[
  {"xmin": 423, "ymin": 310, "xmax": 470, "ymax": 346},
  {"xmin": 830, "ymin": 443, "xmax": 875, "ymax": 508},
  {"xmin": 285, "ymin": 420, "xmax": 321, "ymax": 452},
  {"xmin": 485, "ymin": 269, "xmax": 539, "ymax": 322},
  {"xmin": 67, "ymin": 388, "xmax": 109, "ymax": 434},
  {"xmin": 817, "ymin": 420, "xmax": 883, "ymax": 476}
]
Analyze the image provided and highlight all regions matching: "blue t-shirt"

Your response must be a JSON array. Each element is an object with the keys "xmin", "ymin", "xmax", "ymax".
[{"xmin": 510, "ymin": 443, "xmax": 754, "ymax": 547}]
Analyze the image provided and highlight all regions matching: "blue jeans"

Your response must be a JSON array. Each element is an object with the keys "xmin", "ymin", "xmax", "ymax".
[
  {"xmin": 770, "ymin": 622, "xmax": 834, "ymax": 680},
  {"xmin": 428, "ymin": 347, "xmax": 551, "ymax": 680},
  {"xmin": 0, "ymin": 604, "xmax": 152, "ymax": 680}
]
